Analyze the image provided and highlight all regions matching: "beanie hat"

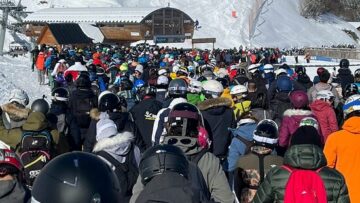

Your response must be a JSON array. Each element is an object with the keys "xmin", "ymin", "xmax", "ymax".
[
  {"xmin": 96, "ymin": 115, "xmax": 118, "ymax": 141},
  {"xmin": 135, "ymin": 64, "xmax": 144, "ymax": 74},
  {"xmin": 290, "ymin": 126, "xmax": 322, "ymax": 147},
  {"xmin": 299, "ymin": 117, "xmax": 319, "ymax": 130}
]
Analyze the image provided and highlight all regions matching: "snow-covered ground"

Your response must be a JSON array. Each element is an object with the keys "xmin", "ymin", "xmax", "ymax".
[
  {"xmin": 17, "ymin": 0, "xmax": 360, "ymax": 49},
  {"xmin": 0, "ymin": 54, "xmax": 51, "ymax": 106}
]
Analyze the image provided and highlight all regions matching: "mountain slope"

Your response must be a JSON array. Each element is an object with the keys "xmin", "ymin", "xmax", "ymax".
[{"xmin": 19, "ymin": 0, "xmax": 360, "ymax": 48}]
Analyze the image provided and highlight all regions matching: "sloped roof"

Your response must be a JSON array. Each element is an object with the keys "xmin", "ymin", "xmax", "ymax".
[
  {"xmin": 24, "ymin": 7, "xmax": 162, "ymax": 24},
  {"xmin": 349, "ymin": 22, "xmax": 360, "ymax": 29},
  {"xmin": 47, "ymin": 23, "xmax": 93, "ymax": 44}
]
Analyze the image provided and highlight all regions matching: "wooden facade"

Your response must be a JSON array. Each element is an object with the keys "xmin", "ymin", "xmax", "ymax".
[{"xmin": 25, "ymin": 7, "xmax": 195, "ymax": 45}]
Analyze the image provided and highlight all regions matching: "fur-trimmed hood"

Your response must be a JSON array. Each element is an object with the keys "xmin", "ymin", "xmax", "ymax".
[
  {"xmin": 197, "ymin": 97, "xmax": 232, "ymax": 111},
  {"xmin": 283, "ymin": 109, "xmax": 313, "ymax": 117},
  {"xmin": 1, "ymin": 103, "xmax": 30, "ymax": 130},
  {"xmin": 93, "ymin": 131, "xmax": 134, "ymax": 157}
]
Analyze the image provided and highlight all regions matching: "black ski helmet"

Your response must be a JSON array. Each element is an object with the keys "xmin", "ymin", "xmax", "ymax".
[
  {"xmin": 168, "ymin": 79, "xmax": 188, "ymax": 98},
  {"xmin": 253, "ymin": 119, "xmax": 279, "ymax": 149},
  {"xmin": 339, "ymin": 59, "xmax": 350, "ymax": 69},
  {"xmin": 120, "ymin": 77, "xmax": 133, "ymax": 91},
  {"xmin": 31, "ymin": 97, "xmax": 50, "ymax": 114},
  {"xmin": 76, "ymin": 74, "xmax": 91, "ymax": 89},
  {"xmin": 51, "ymin": 87, "xmax": 69, "ymax": 102},
  {"xmin": 139, "ymin": 145, "xmax": 189, "ymax": 185},
  {"xmin": 32, "ymin": 152, "xmax": 121, "ymax": 203},
  {"xmin": 98, "ymin": 91, "xmax": 120, "ymax": 112},
  {"xmin": 344, "ymin": 83, "xmax": 359, "ymax": 99}
]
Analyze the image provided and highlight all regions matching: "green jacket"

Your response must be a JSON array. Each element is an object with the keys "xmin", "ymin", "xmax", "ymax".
[
  {"xmin": 253, "ymin": 144, "xmax": 349, "ymax": 203},
  {"xmin": 0, "ymin": 103, "xmax": 30, "ymax": 149}
]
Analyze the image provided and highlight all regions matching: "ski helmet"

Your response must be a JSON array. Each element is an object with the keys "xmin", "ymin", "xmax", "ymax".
[
  {"xmin": 76, "ymin": 74, "xmax": 91, "ymax": 89},
  {"xmin": 139, "ymin": 145, "xmax": 189, "ymax": 185},
  {"xmin": 188, "ymin": 80, "xmax": 203, "ymax": 94},
  {"xmin": 31, "ymin": 98, "xmax": 50, "ymax": 114},
  {"xmin": 276, "ymin": 76, "xmax": 293, "ymax": 92},
  {"xmin": 253, "ymin": 119, "xmax": 278, "ymax": 149},
  {"xmin": 339, "ymin": 59, "xmax": 350, "ymax": 69},
  {"xmin": 158, "ymin": 68, "xmax": 168, "ymax": 76},
  {"xmin": 299, "ymin": 117, "xmax": 319, "ymax": 130},
  {"xmin": 295, "ymin": 66, "xmax": 306, "ymax": 75},
  {"xmin": 98, "ymin": 91, "xmax": 120, "ymax": 112},
  {"xmin": 289, "ymin": 90, "xmax": 309, "ymax": 109},
  {"xmin": 275, "ymin": 68, "xmax": 287, "ymax": 77},
  {"xmin": 8, "ymin": 89, "xmax": 29, "ymax": 106},
  {"xmin": 0, "ymin": 147, "xmax": 22, "ymax": 176},
  {"xmin": 32, "ymin": 152, "xmax": 121, "ymax": 203},
  {"xmin": 344, "ymin": 83, "xmax": 360, "ymax": 99},
  {"xmin": 263, "ymin": 64, "xmax": 274, "ymax": 74},
  {"xmin": 120, "ymin": 78, "xmax": 133, "ymax": 91},
  {"xmin": 230, "ymin": 85, "xmax": 248, "ymax": 98},
  {"xmin": 202, "ymin": 80, "xmax": 224, "ymax": 99},
  {"xmin": 316, "ymin": 90, "xmax": 334, "ymax": 101},
  {"xmin": 343, "ymin": 94, "xmax": 360, "ymax": 118},
  {"xmin": 134, "ymin": 80, "xmax": 146, "ymax": 89},
  {"xmin": 176, "ymin": 67, "xmax": 189, "ymax": 77},
  {"xmin": 248, "ymin": 64, "xmax": 259, "ymax": 74},
  {"xmin": 157, "ymin": 75, "xmax": 169, "ymax": 86},
  {"xmin": 168, "ymin": 79, "xmax": 188, "ymax": 98},
  {"xmin": 51, "ymin": 87, "xmax": 69, "ymax": 102},
  {"xmin": 137, "ymin": 86, "xmax": 157, "ymax": 100}
]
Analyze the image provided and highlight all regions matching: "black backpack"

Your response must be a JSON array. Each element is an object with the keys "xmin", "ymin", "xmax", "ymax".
[
  {"xmin": 19, "ymin": 130, "xmax": 53, "ymax": 186},
  {"xmin": 136, "ymin": 150, "xmax": 214, "ymax": 203},
  {"xmin": 72, "ymin": 98, "xmax": 93, "ymax": 128},
  {"xmin": 96, "ymin": 145, "xmax": 139, "ymax": 199}
]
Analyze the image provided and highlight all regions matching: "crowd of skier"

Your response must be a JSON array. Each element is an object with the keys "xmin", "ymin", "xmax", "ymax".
[{"xmin": 0, "ymin": 43, "xmax": 359, "ymax": 203}]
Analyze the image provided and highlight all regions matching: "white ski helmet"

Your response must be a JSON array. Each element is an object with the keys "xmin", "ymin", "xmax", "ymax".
[
  {"xmin": 230, "ymin": 85, "xmax": 248, "ymax": 97},
  {"xmin": 158, "ymin": 68, "xmax": 168, "ymax": 76},
  {"xmin": 263, "ymin": 64, "xmax": 274, "ymax": 73},
  {"xmin": 248, "ymin": 64, "xmax": 259, "ymax": 74},
  {"xmin": 275, "ymin": 68, "xmax": 287, "ymax": 77},
  {"xmin": 172, "ymin": 64, "xmax": 181, "ymax": 73},
  {"xmin": 343, "ymin": 94, "xmax": 360, "ymax": 117},
  {"xmin": 202, "ymin": 80, "xmax": 224, "ymax": 99},
  {"xmin": 9, "ymin": 89, "xmax": 29, "ymax": 106},
  {"xmin": 157, "ymin": 75, "xmax": 169, "ymax": 86},
  {"xmin": 316, "ymin": 90, "xmax": 334, "ymax": 101},
  {"xmin": 188, "ymin": 80, "xmax": 203, "ymax": 93}
]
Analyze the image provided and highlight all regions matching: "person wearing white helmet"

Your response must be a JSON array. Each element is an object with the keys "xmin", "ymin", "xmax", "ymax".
[
  {"xmin": 309, "ymin": 90, "xmax": 338, "ymax": 143},
  {"xmin": 155, "ymin": 75, "xmax": 169, "ymax": 103},
  {"xmin": 0, "ymin": 89, "xmax": 31, "ymax": 148},
  {"xmin": 230, "ymin": 85, "xmax": 251, "ymax": 119},
  {"xmin": 187, "ymin": 80, "xmax": 203, "ymax": 105},
  {"xmin": 324, "ymin": 94, "xmax": 360, "ymax": 203},
  {"xmin": 198, "ymin": 80, "xmax": 235, "ymax": 164}
]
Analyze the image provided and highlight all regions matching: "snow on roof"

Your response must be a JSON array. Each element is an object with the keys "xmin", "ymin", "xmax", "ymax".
[
  {"xmin": 24, "ymin": 7, "xmax": 162, "ymax": 24},
  {"xmin": 349, "ymin": 22, "xmax": 360, "ymax": 29},
  {"xmin": 79, "ymin": 23, "xmax": 104, "ymax": 43}
]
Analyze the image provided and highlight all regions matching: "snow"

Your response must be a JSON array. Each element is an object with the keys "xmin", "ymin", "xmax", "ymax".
[
  {"xmin": 0, "ymin": 55, "xmax": 51, "ymax": 106},
  {"xmin": 79, "ymin": 24, "xmax": 104, "ymax": 43}
]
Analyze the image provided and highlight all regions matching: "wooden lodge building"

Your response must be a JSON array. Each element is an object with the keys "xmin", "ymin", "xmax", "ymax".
[{"xmin": 24, "ymin": 7, "xmax": 195, "ymax": 48}]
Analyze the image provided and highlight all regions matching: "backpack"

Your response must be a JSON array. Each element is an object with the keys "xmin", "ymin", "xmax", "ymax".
[
  {"xmin": 137, "ymin": 151, "xmax": 213, "ymax": 203},
  {"xmin": 72, "ymin": 98, "xmax": 93, "ymax": 128},
  {"xmin": 96, "ymin": 145, "xmax": 139, "ymax": 199},
  {"xmin": 19, "ymin": 130, "xmax": 53, "ymax": 186},
  {"xmin": 282, "ymin": 165, "xmax": 327, "ymax": 203},
  {"xmin": 50, "ymin": 56, "xmax": 58, "ymax": 70}
]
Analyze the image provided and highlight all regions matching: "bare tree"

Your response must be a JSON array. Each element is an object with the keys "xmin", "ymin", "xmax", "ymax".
[{"xmin": 300, "ymin": 0, "xmax": 327, "ymax": 18}]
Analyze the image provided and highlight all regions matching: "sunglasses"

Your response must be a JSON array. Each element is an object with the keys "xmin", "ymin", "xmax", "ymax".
[{"xmin": 166, "ymin": 137, "xmax": 197, "ymax": 146}]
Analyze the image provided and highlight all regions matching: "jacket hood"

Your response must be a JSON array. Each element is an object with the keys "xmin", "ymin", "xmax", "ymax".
[
  {"xmin": 22, "ymin": 112, "xmax": 48, "ymax": 131},
  {"xmin": 93, "ymin": 131, "xmax": 134, "ymax": 163},
  {"xmin": 229, "ymin": 123, "xmax": 257, "ymax": 141},
  {"xmin": 314, "ymin": 82, "xmax": 332, "ymax": 92},
  {"xmin": 284, "ymin": 144, "xmax": 327, "ymax": 170},
  {"xmin": 274, "ymin": 92, "xmax": 291, "ymax": 102},
  {"xmin": 1, "ymin": 103, "xmax": 30, "ymax": 130},
  {"xmin": 197, "ymin": 97, "xmax": 232, "ymax": 111},
  {"xmin": 309, "ymin": 100, "xmax": 331, "ymax": 112},
  {"xmin": 338, "ymin": 68, "xmax": 351, "ymax": 76},
  {"xmin": 283, "ymin": 109, "xmax": 313, "ymax": 117},
  {"xmin": 73, "ymin": 89, "xmax": 95, "ymax": 98},
  {"xmin": 169, "ymin": 98, "xmax": 188, "ymax": 108},
  {"xmin": 342, "ymin": 117, "xmax": 360, "ymax": 134}
]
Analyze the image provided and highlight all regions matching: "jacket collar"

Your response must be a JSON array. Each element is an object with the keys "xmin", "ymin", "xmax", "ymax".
[
  {"xmin": 197, "ymin": 97, "xmax": 232, "ymax": 111},
  {"xmin": 284, "ymin": 144, "xmax": 326, "ymax": 170},
  {"xmin": 283, "ymin": 109, "xmax": 313, "ymax": 117}
]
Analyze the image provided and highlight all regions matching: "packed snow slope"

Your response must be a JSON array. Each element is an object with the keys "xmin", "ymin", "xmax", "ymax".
[{"xmin": 19, "ymin": 0, "xmax": 360, "ymax": 48}]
